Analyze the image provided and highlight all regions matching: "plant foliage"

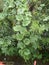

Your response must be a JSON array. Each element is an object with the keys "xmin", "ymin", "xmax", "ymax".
[{"xmin": 0, "ymin": 0, "xmax": 49, "ymax": 62}]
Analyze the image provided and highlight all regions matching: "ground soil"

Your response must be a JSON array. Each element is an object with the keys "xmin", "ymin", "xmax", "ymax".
[{"xmin": 0, "ymin": 56, "xmax": 49, "ymax": 65}]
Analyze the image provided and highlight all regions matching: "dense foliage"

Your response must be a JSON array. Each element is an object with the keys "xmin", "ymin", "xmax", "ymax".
[{"xmin": 0, "ymin": 0, "xmax": 49, "ymax": 62}]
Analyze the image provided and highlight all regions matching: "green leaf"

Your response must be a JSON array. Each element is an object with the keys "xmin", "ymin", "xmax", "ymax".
[
  {"xmin": 0, "ymin": 13, "xmax": 6, "ymax": 20},
  {"xmin": 0, "ymin": 39, "xmax": 4, "ymax": 45},
  {"xmin": 22, "ymin": 17, "xmax": 31, "ymax": 26},
  {"xmin": 13, "ymin": 25, "xmax": 22, "ymax": 32},
  {"xmin": 19, "ymin": 48, "xmax": 31, "ymax": 61},
  {"xmin": 16, "ymin": 33, "xmax": 24, "ymax": 40},
  {"xmin": 39, "ymin": 25, "xmax": 46, "ymax": 34},
  {"xmin": 30, "ymin": 20, "xmax": 39, "ymax": 32},
  {"xmin": 23, "ymin": 38, "xmax": 30, "ymax": 45},
  {"xmin": 17, "ymin": 42, "xmax": 25, "ymax": 49},
  {"xmin": 43, "ymin": 16, "xmax": 49, "ymax": 21},
  {"xmin": 30, "ymin": 34, "xmax": 39, "ymax": 43},
  {"xmin": 16, "ymin": 14, "xmax": 23, "ymax": 21}
]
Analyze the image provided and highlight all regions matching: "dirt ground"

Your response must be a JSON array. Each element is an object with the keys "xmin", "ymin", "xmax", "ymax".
[{"xmin": 0, "ymin": 56, "xmax": 49, "ymax": 65}]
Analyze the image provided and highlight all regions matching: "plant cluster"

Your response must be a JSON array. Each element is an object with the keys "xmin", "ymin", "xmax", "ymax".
[{"xmin": 0, "ymin": 0, "xmax": 49, "ymax": 62}]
